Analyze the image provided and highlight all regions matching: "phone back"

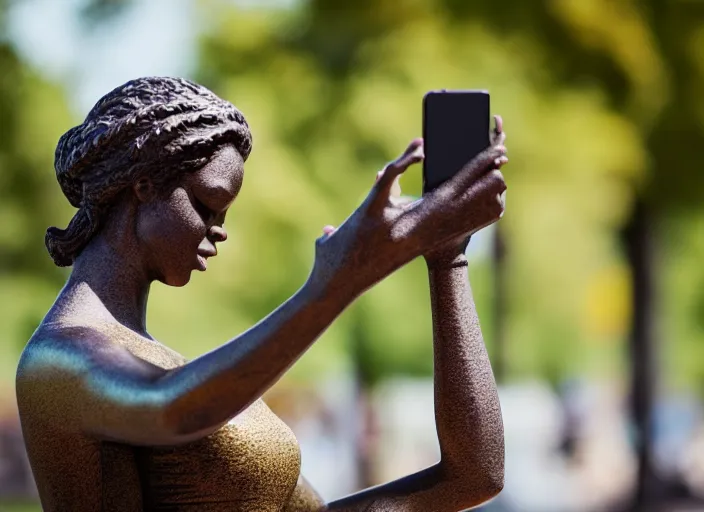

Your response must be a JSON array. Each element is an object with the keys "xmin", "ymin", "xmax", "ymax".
[{"xmin": 422, "ymin": 90, "xmax": 490, "ymax": 193}]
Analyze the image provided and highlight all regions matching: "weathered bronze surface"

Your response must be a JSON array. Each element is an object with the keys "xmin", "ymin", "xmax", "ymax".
[{"xmin": 16, "ymin": 76, "xmax": 508, "ymax": 511}]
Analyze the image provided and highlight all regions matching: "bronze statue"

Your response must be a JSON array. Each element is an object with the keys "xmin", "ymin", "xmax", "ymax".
[{"xmin": 16, "ymin": 76, "xmax": 508, "ymax": 511}]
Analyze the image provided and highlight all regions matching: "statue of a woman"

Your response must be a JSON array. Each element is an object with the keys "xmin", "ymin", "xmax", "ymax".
[{"xmin": 16, "ymin": 77, "xmax": 508, "ymax": 511}]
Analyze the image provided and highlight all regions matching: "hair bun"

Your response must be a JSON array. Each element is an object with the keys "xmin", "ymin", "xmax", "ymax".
[{"xmin": 54, "ymin": 125, "xmax": 88, "ymax": 208}]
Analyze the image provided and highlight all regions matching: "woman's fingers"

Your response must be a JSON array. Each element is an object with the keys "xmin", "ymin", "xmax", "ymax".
[
  {"xmin": 461, "ymin": 169, "xmax": 508, "ymax": 223},
  {"xmin": 375, "ymin": 138, "xmax": 424, "ymax": 192},
  {"xmin": 445, "ymin": 145, "xmax": 506, "ymax": 195},
  {"xmin": 413, "ymin": 166, "xmax": 507, "ymax": 249},
  {"xmin": 375, "ymin": 171, "xmax": 403, "ymax": 198},
  {"xmin": 368, "ymin": 138, "xmax": 423, "ymax": 212},
  {"xmin": 491, "ymin": 115, "xmax": 506, "ymax": 146}
]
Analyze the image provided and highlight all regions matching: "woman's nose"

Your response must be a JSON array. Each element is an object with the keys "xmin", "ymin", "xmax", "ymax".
[{"xmin": 209, "ymin": 225, "xmax": 227, "ymax": 243}]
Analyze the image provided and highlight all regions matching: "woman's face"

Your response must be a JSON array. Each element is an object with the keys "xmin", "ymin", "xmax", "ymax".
[{"xmin": 136, "ymin": 145, "xmax": 245, "ymax": 286}]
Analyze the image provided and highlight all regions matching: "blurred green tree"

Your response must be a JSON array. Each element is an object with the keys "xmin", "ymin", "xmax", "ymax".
[
  {"xmin": 189, "ymin": 0, "xmax": 649, "ymax": 486},
  {"xmin": 0, "ymin": 0, "xmax": 74, "ymax": 391},
  {"xmin": 444, "ymin": 1, "xmax": 704, "ymax": 506},
  {"xmin": 191, "ymin": 2, "xmax": 703, "ymax": 498},
  {"xmin": 191, "ymin": 0, "xmax": 643, "ymax": 383}
]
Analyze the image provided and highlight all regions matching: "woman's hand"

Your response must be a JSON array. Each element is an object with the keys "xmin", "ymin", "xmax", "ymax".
[
  {"xmin": 309, "ymin": 116, "xmax": 508, "ymax": 298},
  {"xmin": 424, "ymin": 115, "xmax": 507, "ymax": 267}
]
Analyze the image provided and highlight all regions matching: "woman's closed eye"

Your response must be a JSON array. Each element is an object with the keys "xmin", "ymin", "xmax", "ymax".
[{"xmin": 192, "ymin": 196, "xmax": 216, "ymax": 223}]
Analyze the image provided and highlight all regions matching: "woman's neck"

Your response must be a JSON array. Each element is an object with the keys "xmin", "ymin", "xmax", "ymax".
[{"xmin": 63, "ymin": 228, "xmax": 152, "ymax": 337}]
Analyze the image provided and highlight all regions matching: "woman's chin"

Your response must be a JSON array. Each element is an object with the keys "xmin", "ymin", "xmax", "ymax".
[{"xmin": 161, "ymin": 270, "xmax": 193, "ymax": 287}]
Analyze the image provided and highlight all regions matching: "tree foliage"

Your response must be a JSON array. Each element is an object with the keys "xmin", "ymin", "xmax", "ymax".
[
  {"xmin": 0, "ymin": 6, "xmax": 74, "ymax": 389},
  {"xmin": 1, "ymin": 0, "xmax": 704, "ymax": 393},
  {"xmin": 184, "ymin": 0, "xmax": 648, "ymax": 385}
]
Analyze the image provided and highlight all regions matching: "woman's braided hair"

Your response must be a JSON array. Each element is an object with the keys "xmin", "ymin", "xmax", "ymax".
[{"xmin": 46, "ymin": 76, "xmax": 252, "ymax": 267}]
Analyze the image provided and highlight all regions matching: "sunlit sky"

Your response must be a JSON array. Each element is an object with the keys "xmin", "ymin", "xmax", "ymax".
[
  {"xmin": 8, "ymin": 0, "xmax": 198, "ymax": 113},
  {"xmin": 6, "ymin": 0, "xmax": 495, "ymax": 257}
]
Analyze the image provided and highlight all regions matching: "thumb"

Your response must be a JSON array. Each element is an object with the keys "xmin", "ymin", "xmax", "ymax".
[{"xmin": 375, "ymin": 138, "xmax": 424, "ymax": 196}]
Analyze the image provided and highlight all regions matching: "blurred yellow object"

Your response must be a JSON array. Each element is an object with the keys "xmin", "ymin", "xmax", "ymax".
[{"xmin": 584, "ymin": 264, "xmax": 632, "ymax": 340}]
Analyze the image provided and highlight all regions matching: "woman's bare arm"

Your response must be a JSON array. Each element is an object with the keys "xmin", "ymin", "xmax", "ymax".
[
  {"xmin": 17, "ymin": 279, "xmax": 353, "ymax": 446},
  {"xmin": 311, "ymin": 121, "xmax": 508, "ymax": 511},
  {"xmin": 283, "ymin": 252, "xmax": 504, "ymax": 512}
]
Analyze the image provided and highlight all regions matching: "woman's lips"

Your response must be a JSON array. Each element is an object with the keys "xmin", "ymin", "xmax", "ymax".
[
  {"xmin": 196, "ymin": 254, "xmax": 208, "ymax": 271},
  {"xmin": 196, "ymin": 245, "xmax": 217, "ymax": 272}
]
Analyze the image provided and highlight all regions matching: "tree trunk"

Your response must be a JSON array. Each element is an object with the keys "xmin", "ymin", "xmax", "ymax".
[
  {"xmin": 492, "ymin": 226, "xmax": 507, "ymax": 383},
  {"xmin": 350, "ymin": 321, "xmax": 376, "ymax": 490},
  {"xmin": 624, "ymin": 198, "xmax": 659, "ymax": 510}
]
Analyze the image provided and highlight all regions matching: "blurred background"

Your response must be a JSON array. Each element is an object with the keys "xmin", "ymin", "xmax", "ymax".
[{"xmin": 0, "ymin": 0, "xmax": 703, "ymax": 510}]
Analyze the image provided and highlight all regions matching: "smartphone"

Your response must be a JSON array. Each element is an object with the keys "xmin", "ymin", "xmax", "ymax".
[{"xmin": 422, "ymin": 90, "xmax": 491, "ymax": 194}]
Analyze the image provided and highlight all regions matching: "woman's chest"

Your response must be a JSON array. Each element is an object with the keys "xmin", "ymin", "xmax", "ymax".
[
  {"xmin": 110, "ymin": 331, "xmax": 301, "ymax": 510},
  {"xmin": 133, "ymin": 399, "xmax": 301, "ymax": 510}
]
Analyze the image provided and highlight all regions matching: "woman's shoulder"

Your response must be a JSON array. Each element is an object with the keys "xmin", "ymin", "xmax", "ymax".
[
  {"xmin": 19, "ymin": 321, "xmax": 108, "ymax": 368},
  {"xmin": 17, "ymin": 320, "xmax": 186, "ymax": 401},
  {"xmin": 15, "ymin": 321, "xmax": 175, "ymax": 443},
  {"xmin": 15, "ymin": 323, "xmax": 115, "ymax": 425},
  {"xmin": 16, "ymin": 323, "xmax": 115, "ymax": 392}
]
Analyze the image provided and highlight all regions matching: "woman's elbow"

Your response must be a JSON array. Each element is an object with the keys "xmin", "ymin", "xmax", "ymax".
[
  {"xmin": 477, "ymin": 470, "xmax": 504, "ymax": 502},
  {"xmin": 443, "ymin": 459, "xmax": 505, "ymax": 509}
]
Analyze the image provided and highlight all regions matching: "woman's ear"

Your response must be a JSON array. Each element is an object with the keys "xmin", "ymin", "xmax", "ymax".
[{"xmin": 133, "ymin": 178, "xmax": 155, "ymax": 203}]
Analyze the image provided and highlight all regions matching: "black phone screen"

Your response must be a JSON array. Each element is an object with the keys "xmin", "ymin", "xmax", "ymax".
[{"xmin": 422, "ymin": 90, "xmax": 490, "ymax": 194}]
